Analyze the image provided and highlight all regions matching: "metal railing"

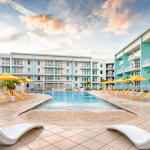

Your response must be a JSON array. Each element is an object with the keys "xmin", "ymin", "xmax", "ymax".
[
  {"xmin": 128, "ymin": 54, "xmax": 140, "ymax": 61},
  {"xmin": 117, "ymin": 69, "xmax": 123, "ymax": 74},
  {"xmin": 119, "ymin": 60, "xmax": 123, "ymax": 65},
  {"xmin": 143, "ymin": 59, "xmax": 150, "ymax": 66},
  {"xmin": 124, "ymin": 65, "xmax": 140, "ymax": 72}
]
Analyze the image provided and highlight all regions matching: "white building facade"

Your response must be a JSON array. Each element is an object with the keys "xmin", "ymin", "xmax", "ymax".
[{"xmin": 0, "ymin": 52, "xmax": 114, "ymax": 91}]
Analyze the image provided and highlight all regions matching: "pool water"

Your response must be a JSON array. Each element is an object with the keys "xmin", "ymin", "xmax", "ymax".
[{"xmin": 34, "ymin": 92, "xmax": 117, "ymax": 110}]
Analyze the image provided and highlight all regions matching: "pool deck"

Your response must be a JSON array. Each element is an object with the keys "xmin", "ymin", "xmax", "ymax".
[{"xmin": 1, "ymin": 91, "xmax": 150, "ymax": 150}]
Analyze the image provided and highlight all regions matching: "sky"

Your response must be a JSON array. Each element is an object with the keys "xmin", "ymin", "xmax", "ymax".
[{"xmin": 0, "ymin": 0, "xmax": 150, "ymax": 58}]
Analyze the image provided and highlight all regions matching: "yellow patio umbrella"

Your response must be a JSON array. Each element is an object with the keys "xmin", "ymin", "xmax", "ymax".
[
  {"xmin": 114, "ymin": 78, "xmax": 128, "ymax": 89},
  {"xmin": 126, "ymin": 75, "xmax": 148, "ymax": 91},
  {"xmin": 18, "ymin": 77, "xmax": 35, "ymax": 91},
  {"xmin": 0, "ymin": 73, "xmax": 20, "ymax": 90}
]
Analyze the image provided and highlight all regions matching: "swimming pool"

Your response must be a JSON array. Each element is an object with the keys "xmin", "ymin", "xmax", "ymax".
[{"xmin": 34, "ymin": 92, "xmax": 118, "ymax": 110}]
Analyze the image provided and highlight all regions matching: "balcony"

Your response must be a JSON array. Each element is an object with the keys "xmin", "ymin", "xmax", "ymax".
[
  {"xmin": 55, "ymin": 64, "xmax": 63, "ymax": 68},
  {"xmin": 106, "ymin": 73, "xmax": 114, "ymax": 76},
  {"xmin": 12, "ymin": 62, "xmax": 24, "ymax": 67},
  {"xmin": 117, "ymin": 69, "xmax": 123, "ymax": 74},
  {"xmin": 106, "ymin": 66, "xmax": 114, "ymax": 70},
  {"xmin": 45, "ymin": 71, "xmax": 53, "ymax": 75},
  {"xmin": 119, "ymin": 60, "xmax": 123, "ymax": 65},
  {"xmin": 44, "ymin": 64, "xmax": 53, "ymax": 68},
  {"xmin": 81, "ymin": 66, "xmax": 90, "ymax": 69},
  {"xmin": 92, "ymin": 66, "xmax": 97, "ymax": 69},
  {"xmin": 0, "ymin": 70, "xmax": 10, "ymax": 74},
  {"xmin": 0, "ymin": 63, "xmax": 10, "ymax": 67},
  {"xmin": 124, "ymin": 65, "xmax": 140, "ymax": 72},
  {"xmin": 92, "ymin": 80, "xmax": 98, "ymax": 83},
  {"xmin": 143, "ymin": 59, "xmax": 150, "ymax": 67},
  {"xmin": 128, "ymin": 54, "xmax": 140, "ymax": 61}
]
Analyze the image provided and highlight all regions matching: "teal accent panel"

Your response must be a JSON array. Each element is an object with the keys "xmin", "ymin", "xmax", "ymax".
[
  {"xmin": 72, "ymin": 57, "xmax": 74, "ymax": 87},
  {"xmin": 141, "ymin": 36, "xmax": 150, "ymax": 85},
  {"xmin": 53, "ymin": 56, "xmax": 55, "ymax": 80},
  {"xmin": 114, "ymin": 55, "xmax": 122, "ymax": 85},
  {"xmin": 123, "ymin": 51, "xmax": 130, "ymax": 84},
  {"xmin": 10, "ymin": 54, "xmax": 12, "ymax": 75}
]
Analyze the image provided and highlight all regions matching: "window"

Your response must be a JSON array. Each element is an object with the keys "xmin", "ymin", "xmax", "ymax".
[
  {"xmin": 100, "ymin": 63, "xmax": 103, "ymax": 67},
  {"xmin": 100, "ymin": 70, "xmax": 103, "ymax": 74},
  {"xmin": 75, "ymin": 84, "xmax": 78, "ymax": 87},
  {"xmin": 38, "ymin": 61, "xmax": 40, "ymax": 65},
  {"xmin": 28, "ymin": 68, "xmax": 30, "ymax": 73},
  {"xmin": 38, "ymin": 84, "xmax": 40, "ymax": 87},
  {"xmin": 67, "ymin": 62, "xmax": 69, "ymax": 66},
  {"xmin": 100, "ymin": 77, "xmax": 102, "ymax": 81},
  {"xmin": 45, "ymin": 76, "xmax": 53, "ymax": 80},
  {"xmin": 28, "ymin": 60, "xmax": 30, "ymax": 65},
  {"xmin": 75, "ymin": 69, "xmax": 78, "ymax": 74},
  {"xmin": 75, "ymin": 62, "xmax": 77, "ymax": 67},
  {"xmin": 67, "ymin": 77, "xmax": 69, "ymax": 80},
  {"xmin": 28, "ymin": 76, "xmax": 30, "ymax": 79},
  {"xmin": 75, "ymin": 77, "xmax": 77, "ymax": 81},
  {"xmin": 67, "ymin": 69, "xmax": 69, "ymax": 73},
  {"xmin": 38, "ymin": 68, "xmax": 40, "ymax": 73},
  {"xmin": 38, "ymin": 76, "xmax": 40, "ymax": 80}
]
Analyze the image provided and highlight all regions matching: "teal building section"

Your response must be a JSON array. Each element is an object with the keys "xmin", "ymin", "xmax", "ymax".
[
  {"xmin": 123, "ymin": 50, "xmax": 130, "ymax": 84},
  {"xmin": 114, "ymin": 55, "xmax": 122, "ymax": 85},
  {"xmin": 72, "ymin": 57, "xmax": 74, "ymax": 87},
  {"xmin": 141, "ymin": 36, "xmax": 150, "ymax": 85}
]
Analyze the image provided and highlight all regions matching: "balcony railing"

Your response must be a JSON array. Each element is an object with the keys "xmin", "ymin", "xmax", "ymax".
[
  {"xmin": 92, "ymin": 66, "xmax": 97, "ymax": 69},
  {"xmin": 13, "ymin": 70, "xmax": 23, "ymax": 73},
  {"xmin": 92, "ymin": 80, "xmax": 97, "ymax": 82},
  {"xmin": 119, "ymin": 60, "xmax": 123, "ymax": 65},
  {"xmin": 106, "ymin": 67, "xmax": 114, "ymax": 70},
  {"xmin": 1, "ymin": 63, "xmax": 10, "ymax": 66},
  {"xmin": 81, "ymin": 66, "xmax": 90, "ymax": 68},
  {"xmin": 128, "ymin": 54, "xmax": 140, "ymax": 61},
  {"xmin": 117, "ymin": 69, "xmax": 123, "ymax": 74},
  {"xmin": 13, "ymin": 62, "xmax": 23, "ymax": 66},
  {"xmin": 1, "ymin": 70, "xmax": 10, "ymax": 73},
  {"xmin": 143, "ymin": 59, "xmax": 150, "ymax": 67},
  {"xmin": 106, "ymin": 73, "xmax": 114, "ymax": 76},
  {"xmin": 45, "ymin": 64, "xmax": 53, "ymax": 67},
  {"xmin": 45, "ymin": 71, "xmax": 53, "ymax": 74},
  {"xmin": 124, "ymin": 65, "xmax": 140, "ymax": 72}
]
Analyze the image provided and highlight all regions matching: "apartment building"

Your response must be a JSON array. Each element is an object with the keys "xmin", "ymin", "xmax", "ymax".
[
  {"xmin": 115, "ymin": 26, "xmax": 150, "ymax": 86},
  {"xmin": 0, "ymin": 52, "xmax": 114, "ymax": 91}
]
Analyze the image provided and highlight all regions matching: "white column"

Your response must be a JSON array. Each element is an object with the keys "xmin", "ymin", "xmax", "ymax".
[{"xmin": 72, "ymin": 80, "xmax": 73, "ymax": 91}]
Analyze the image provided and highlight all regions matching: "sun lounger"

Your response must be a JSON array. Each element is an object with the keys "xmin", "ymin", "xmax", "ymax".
[
  {"xmin": 117, "ymin": 89, "xmax": 130, "ymax": 96},
  {"xmin": 115, "ymin": 89, "xmax": 125, "ymax": 95},
  {"xmin": 107, "ymin": 125, "xmax": 150, "ymax": 149},
  {"xmin": 12, "ymin": 90, "xmax": 28, "ymax": 99},
  {"xmin": 132, "ymin": 91, "xmax": 150, "ymax": 100},
  {"xmin": 129, "ymin": 90, "xmax": 144, "ymax": 98},
  {"xmin": 0, "ymin": 123, "xmax": 43, "ymax": 145},
  {"xmin": 0, "ymin": 96, "xmax": 14, "ymax": 101},
  {"xmin": 108, "ymin": 88, "xmax": 116, "ymax": 93},
  {"xmin": 126, "ymin": 89, "xmax": 135, "ymax": 97},
  {"xmin": 110, "ymin": 89, "xmax": 119, "ymax": 94},
  {"xmin": 20, "ymin": 89, "xmax": 35, "ymax": 96}
]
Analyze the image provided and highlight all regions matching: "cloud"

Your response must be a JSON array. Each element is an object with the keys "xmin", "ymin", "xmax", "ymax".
[
  {"xmin": 0, "ymin": 34, "xmax": 22, "ymax": 43},
  {"xmin": 0, "ymin": 0, "xmax": 6, "ymax": 3},
  {"xmin": 97, "ymin": 0, "xmax": 144, "ymax": 35},
  {"xmin": 19, "ymin": 14, "xmax": 65, "ymax": 35},
  {"xmin": 27, "ymin": 31, "xmax": 47, "ymax": 42},
  {"xmin": 19, "ymin": 14, "xmax": 80, "ymax": 35},
  {"xmin": 1, "ymin": 0, "xmax": 36, "ymax": 16}
]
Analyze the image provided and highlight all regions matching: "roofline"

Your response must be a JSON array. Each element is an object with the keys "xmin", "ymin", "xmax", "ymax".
[
  {"xmin": 115, "ymin": 26, "xmax": 150, "ymax": 56},
  {"xmin": 10, "ymin": 52, "xmax": 92, "ymax": 58}
]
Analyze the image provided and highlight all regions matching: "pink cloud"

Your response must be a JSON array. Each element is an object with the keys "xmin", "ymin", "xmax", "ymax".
[{"xmin": 101, "ymin": 0, "xmax": 134, "ymax": 34}]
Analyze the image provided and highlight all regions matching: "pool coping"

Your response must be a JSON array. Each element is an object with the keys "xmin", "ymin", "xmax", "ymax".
[{"xmin": 13, "ymin": 91, "xmax": 143, "ymax": 127}]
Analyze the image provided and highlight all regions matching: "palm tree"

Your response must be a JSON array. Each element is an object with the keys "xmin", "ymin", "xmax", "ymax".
[
  {"xmin": 84, "ymin": 81, "xmax": 91, "ymax": 89},
  {"xmin": 0, "ymin": 80, "xmax": 21, "ymax": 94},
  {"xmin": 126, "ymin": 75, "xmax": 133, "ymax": 89}
]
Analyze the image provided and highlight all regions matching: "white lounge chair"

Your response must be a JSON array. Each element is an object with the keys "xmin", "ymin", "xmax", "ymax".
[
  {"xmin": 107, "ymin": 125, "xmax": 150, "ymax": 149},
  {"xmin": 0, "ymin": 123, "xmax": 43, "ymax": 145}
]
